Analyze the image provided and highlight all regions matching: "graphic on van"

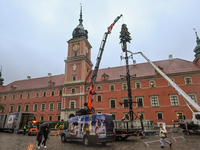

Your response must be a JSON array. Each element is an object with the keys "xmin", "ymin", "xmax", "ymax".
[
  {"xmin": 5, "ymin": 114, "xmax": 18, "ymax": 129},
  {"xmin": 69, "ymin": 115, "xmax": 107, "ymax": 139}
]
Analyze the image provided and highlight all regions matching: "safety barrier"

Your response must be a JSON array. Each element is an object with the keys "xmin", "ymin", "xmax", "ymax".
[
  {"xmin": 170, "ymin": 128, "xmax": 185, "ymax": 141},
  {"xmin": 143, "ymin": 130, "xmax": 161, "ymax": 147},
  {"xmin": 50, "ymin": 130, "xmax": 59, "ymax": 136}
]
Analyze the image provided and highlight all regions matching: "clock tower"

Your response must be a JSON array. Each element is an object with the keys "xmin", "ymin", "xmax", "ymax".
[{"xmin": 61, "ymin": 6, "xmax": 93, "ymax": 120}]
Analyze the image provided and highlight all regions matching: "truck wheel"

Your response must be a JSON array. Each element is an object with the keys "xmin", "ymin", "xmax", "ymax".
[
  {"xmin": 102, "ymin": 142, "xmax": 107, "ymax": 145},
  {"xmin": 121, "ymin": 136, "xmax": 128, "ymax": 140},
  {"xmin": 83, "ymin": 136, "xmax": 90, "ymax": 147},
  {"xmin": 61, "ymin": 134, "xmax": 67, "ymax": 143}
]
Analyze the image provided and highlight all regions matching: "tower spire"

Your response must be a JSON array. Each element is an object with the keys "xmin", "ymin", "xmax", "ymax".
[
  {"xmin": 0, "ymin": 66, "xmax": 4, "ymax": 85},
  {"xmin": 79, "ymin": 4, "xmax": 83, "ymax": 25}
]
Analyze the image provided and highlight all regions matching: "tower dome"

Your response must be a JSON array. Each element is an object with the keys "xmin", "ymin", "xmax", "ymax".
[
  {"xmin": 72, "ymin": 6, "xmax": 88, "ymax": 40},
  {"xmin": 194, "ymin": 30, "xmax": 200, "ymax": 57}
]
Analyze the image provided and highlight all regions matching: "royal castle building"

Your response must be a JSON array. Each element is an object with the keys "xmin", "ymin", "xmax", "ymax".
[{"xmin": 1, "ymin": 8, "xmax": 200, "ymax": 127}]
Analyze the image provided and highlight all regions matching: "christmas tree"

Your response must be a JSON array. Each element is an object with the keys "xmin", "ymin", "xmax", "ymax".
[{"xmin": 119, "ymin": 24, "xmax": 132, "ymax": 44}]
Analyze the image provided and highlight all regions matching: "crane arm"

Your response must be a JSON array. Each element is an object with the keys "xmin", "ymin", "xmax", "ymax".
[
  {"xmin": 127, "ymin": 51, "xmax": 200, "ymax": 112},
  {"xmin": 87, "ymin": 14, "xmax": 123, "ymax": 114}
]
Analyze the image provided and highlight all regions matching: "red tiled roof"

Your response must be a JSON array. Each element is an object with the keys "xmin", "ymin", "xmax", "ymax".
[
  {"xmin": 0, "ymin": 74, "xmax": 64, "ymax": 93},
  {"xmin": 87, "ymin": 58, "xmax": 200, "ymax": 83},
  {"xmin": 1, "ymin": 58, "xmax": 200, "ymax": 92}
]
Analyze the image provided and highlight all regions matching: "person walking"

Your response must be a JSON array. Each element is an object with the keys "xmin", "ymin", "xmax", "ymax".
[
  {"xmin": 41, "ymin": 125, "xmax": 48, "ymax": 148},
  {"xmin": 23, "ymin": 124, "xmax": 27, "ymax": 135},
  {"xmin": 36, "ymin": 127, "xmax": 43, "ymax": 149},
  {"xmin": 159, "ymin": 123, "xmax": 172, "ymax": 148}
]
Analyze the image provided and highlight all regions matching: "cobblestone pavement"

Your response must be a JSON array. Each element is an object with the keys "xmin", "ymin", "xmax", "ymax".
[{"xmin": 0, "ymin": 132, "xmax": 200, "ymax": 150}]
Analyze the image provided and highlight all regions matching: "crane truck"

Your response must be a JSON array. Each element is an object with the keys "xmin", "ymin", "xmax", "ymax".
[
  {"xmin": 76, "ymin": 14, "xmax": 123, "ymax": 116},
  {"xmin": 126, "ymin": 50, "xmax": 200, "ymax": 133}
]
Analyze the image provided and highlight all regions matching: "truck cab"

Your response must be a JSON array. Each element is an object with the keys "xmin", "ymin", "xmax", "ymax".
[{"xmin": 60, "ymin": 113, "xmax": 115, "ymax": 146}]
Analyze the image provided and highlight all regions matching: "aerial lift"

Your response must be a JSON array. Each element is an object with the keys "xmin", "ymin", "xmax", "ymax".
[
  {"xmin": 76, "ymin": 14, "xmax": 123, "ymax": 116},
  {"xmin": 126, "ymin": 50, "xmax": 200, "ymax": 133}
]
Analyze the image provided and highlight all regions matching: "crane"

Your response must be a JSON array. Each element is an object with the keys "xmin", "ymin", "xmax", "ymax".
[
  {"xmin": 76, "ymin": 14, "xmax": 123, "ymax": 116},
  {"xmin": 126, "ymin": 50, "xmax": 200, "ymax": 130}
]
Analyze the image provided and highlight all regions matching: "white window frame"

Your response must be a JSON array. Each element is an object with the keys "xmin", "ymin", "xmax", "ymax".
[
  {"xmin": 170, "ymin": 95, "xmax": 179, "ymax": 106},
  {"xmin": 97, "ymin": 110, "xmax": 102, "ymax": 114},
  {"xmin": 138, "ymin": 112, "xmax": 145, "ymax": 120},
  {"xmin": 27, "ymin": 92, "xmax": 30, "ymax": 98},
  {"xmin": 123, "ymin": 98, "xmax": 129, "ymax": 108},
  {"xmin": 49, "ymin": 115, "xmax": 53, "ymax": 121},
  {"xmin": 122, "ymin": 83, "xmax": 127, "ymax": 90},
  {"xmin": 51, "ymin": 90, "xmax": 55, "ymax": 96},
  {"xmin": 33, "ymin": 103, "xmax": 38, "ymax": 111},
  {"xmin": 41, "ymin": 103, "xmax": 46, "ymax": 111},
  {"xmin": 72, "ymin": 75, "xmax": 77, "ymax": 81},
  {"xmin": 176, "ymin": 111, "xmax": 183, "ymax": 119},
  {"xmin": 40, "ymin": 115, "xmax": 44, "ymax": 121},
  {"xmin": 110, "ymin": 84, "xmax": 115, "ymax": 91},
  {"xmin": 150, "ymin": 96, "xmax": 159, "ymax": 107},
  {"xmin": 96, "ymin": 94, "xmax": 102, "ymax": 102},
  {"xmin": 17, "ymin": 104, "xmax": 21, "ymax": 112},
  {"xmin": 35, "ymin": 91, "xmax": 39, "ymax": 97},
  {"xmin": 136, "ymin": 97, "xmax": 144, "ymax": 107},
  {"xmin": 43, "ymin": 91, "xmax": 46, "ymax": 97},
  {"xmin": 12, "ymin": 94, "xmax": 15, "ymax": 99},
  {"xmin": 188, "ymin": 94, "xmax": 197, "ymax": 103},
  {"xmin": 184, "ymin": 77, "xmax": 192, "ymax": 85},
  {"xmin": 57, "ymin": 102, "xmax": 61, "ymax": 110},
  {"xmin": 49, "ymin": 102, "xmax": 54, "ymax": 111},
  {"xmin": 69, "ymin": 100, "xmax": 76, "ymax": 109},
  {"xmin": 24, "ymin": 104, "xmax": 29, "ymax": 112},
  {"xmin": 71, "ymin": 87, "xmax": 76, "ymax": 94},
  {"xmin": 96, "ymin": 85, "xmax": 102, "ymax": 90},
  {"xmin": 3, "ymin": 95, "xmax": 7, "ymax": 100},
  {"xmin": 110, "ymin": 99, "xmax": 116, "ymax": 108},
  {"xmin": 149, "ymin": 80, "xmax": 156, "ymax": 88},
  {"xmin": 9, "ymin": 105, "xmax": 14, "ymax": 113},
  {"xmin": 156, "ymin": 112, "xmax": 164, "ymax": 120},
  {"xmin": 135, "ymin": 82, "xmax": 141, "ymax": 89}
]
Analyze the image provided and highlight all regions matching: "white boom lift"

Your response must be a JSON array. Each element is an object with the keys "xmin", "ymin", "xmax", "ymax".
[{"xmin": 127, "ymin": 50, "xmax": 200, "ymax": 129}]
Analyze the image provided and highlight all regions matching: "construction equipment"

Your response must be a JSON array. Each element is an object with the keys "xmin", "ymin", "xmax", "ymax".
[
  {"xmin": 127, "ymin": 51, "xmax": 200, "ymax": 132},
  {"xmin": 76, "ymin": 14, "xmax": 123, "ymax": 116}
]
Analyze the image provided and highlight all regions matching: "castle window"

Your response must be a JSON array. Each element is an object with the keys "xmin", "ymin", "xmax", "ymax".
[
  {"xmin": 43, "ymin": 91, "xmax": 46, "ymax": 97},
  {"xmin": 27, "ymin": 92, "xmax": 30, "ymax": 98},
  {"xmin": 74, "ymin": 52, "xmax": 77, "ymax": 56},
  {"xmin": 71, "ymin": 88, "xmax": 75, "ymax": 94},
  {"xmin": 185, "ymin": 77, "xmax": 192, "ymax": 85},
  {"xmin": 17, "ymin": 104, "xmax": 21, "ymax": 112},
  {"xmin": 36, "ymin": 92, "xmax": 39, "ymax": 97},
  {"xmin": 110, "ymin": 84, "xmax": 115, "ymax": 91},
  {"xmin": 12, "ymin": 94, "xmax": 15, "ymax": 99},
  {"xmin": 51, "ymin": 90, "xmax": 54, "ymax": 96},
  {"xmin": 149, "ymin": 80, "xmax": 155, "ymax": 88},
  {"xmin": 135, "ymin": 82, "xmax": 141, "ymax": 89},
  {"xmin": 72, "ymin": 75, "xmax": 76, "ymax": 81},
  {"xmin": 20, "ymin": 93, "xmax": 23, "ymax": 99}
]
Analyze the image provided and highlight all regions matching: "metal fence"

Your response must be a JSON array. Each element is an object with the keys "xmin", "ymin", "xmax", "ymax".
[
  {"xmin": 170, "ymin": 128, "xmax": 185, "ymax": 141},
  {"xmin": 142, "ymin": 130, "xmax": 161, "ymax": 147}
]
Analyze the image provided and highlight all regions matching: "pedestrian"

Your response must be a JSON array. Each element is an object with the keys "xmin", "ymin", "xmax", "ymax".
[
  {"xmin": 159, "ymin": 123, "xmax": 172, "ymax": 148},
  {"xmin": 58, "ymin": 124, "xmax": 63, "ymax": 138},
  {"xmin": 23, "ymin": 124, "xmax": 27, "ymax": 135},
  {"xmin": 41, "ymin": 124, "xmax": 48, "ymax": 148},
  {"xmin": 36, "ymin": 127, "xmax": 43, "ymax": 149}
]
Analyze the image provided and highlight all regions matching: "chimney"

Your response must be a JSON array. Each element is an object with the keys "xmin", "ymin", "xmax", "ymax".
[
  {"xmin": 169, "ymin": 54, "xmax": 173, "ymax": 60},
  {"xmin": 27, "ymin": 76, "xmax": 31, "ymax": 80},
  {"xmin": 133, "ymin": 60, "xmax": 136, "ymax": 66},
  {"xmin": 48, "ymin": 73, "xmax": 52, "ymax": 77}
]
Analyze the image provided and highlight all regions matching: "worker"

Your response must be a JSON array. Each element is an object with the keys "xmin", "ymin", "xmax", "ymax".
[
  {"xmin": 62, "ymin": 123, "xmax": 65, "ymax": 128},
  {"xmin": 58, "ymin": 124, "xmax": 62, "ymax": 138},
  {"xmin": 55, "ymin": 123, "xmax": 58, "ymax": 129},
  {"xmin": 23, "ymin": 124, "xmax": 27, "ymax": 135}
]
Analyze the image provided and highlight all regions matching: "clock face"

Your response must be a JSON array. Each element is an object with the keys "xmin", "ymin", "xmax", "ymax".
[{"xmin": 73, "ymin": 44, "xmax": 79, "ymax": 51}]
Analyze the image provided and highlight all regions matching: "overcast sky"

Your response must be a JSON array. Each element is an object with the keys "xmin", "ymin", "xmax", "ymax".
[{"xmin": 1, "ymin": 0, "xmax": 200, "ymax": 85}]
